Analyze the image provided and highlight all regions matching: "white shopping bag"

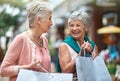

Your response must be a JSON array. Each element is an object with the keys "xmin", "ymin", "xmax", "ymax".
[
  {"xmin": 17, "ymin": 69, "xmax": 73, "ymax": 81},
  {"xmin": 76, "ymin": 56, "xmax": 112, "ymax": 81}
]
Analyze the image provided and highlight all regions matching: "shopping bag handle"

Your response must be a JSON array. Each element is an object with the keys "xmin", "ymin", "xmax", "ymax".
[
  {"xmin": 37, "ymin": 63, "xmax": 50, "ymax": 73},
  {"xmin": 81, "ymin": 48, "xmax": 85, "ymax": 57}
]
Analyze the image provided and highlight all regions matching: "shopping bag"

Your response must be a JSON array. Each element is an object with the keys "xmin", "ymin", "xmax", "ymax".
[
  {"xmin": 76, "ymin": 56, "xmax": 112, "ymax": 81},
  {"xmin": 16, "ymin": 69, "xmax": 73, "ymax": 81}
]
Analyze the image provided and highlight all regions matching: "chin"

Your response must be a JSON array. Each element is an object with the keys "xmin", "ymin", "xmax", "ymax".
[
  {"xmin": 72, "ymin": 35, "xmax": 82, "ymax": 39},
  {"xmin": 44, "ymin": 30, "xmax": 49, "ymax": 33},
  {"xmin": 72, "ymin": 36, "xmax": 79, "ymax": 39}
]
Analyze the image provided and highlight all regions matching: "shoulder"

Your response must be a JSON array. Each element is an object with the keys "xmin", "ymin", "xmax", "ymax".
[
  {"xmin": 14, "ymin": 32, "xmax": 25, "ymax": 40},
  {"xmin": 59, "ymin": 42, "xmax": 68, "ymax": 50},
  {"xmin": 6, "ymin": 32, "xmax": 26, "ymax": 52},
  {"xmin": 11, "ymin": 32, "xmax": 26, "ymax": 45}
]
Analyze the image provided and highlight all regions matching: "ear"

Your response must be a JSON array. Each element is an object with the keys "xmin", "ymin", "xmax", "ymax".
[{"xmin": 36, "ymin": 15, "xmax": 41, "ymax": 24}]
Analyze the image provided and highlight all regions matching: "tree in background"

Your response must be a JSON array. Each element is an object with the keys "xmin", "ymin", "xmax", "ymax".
[{"xmin": 0, "ymin": 0, "xmax": 28, "ymax": 55}]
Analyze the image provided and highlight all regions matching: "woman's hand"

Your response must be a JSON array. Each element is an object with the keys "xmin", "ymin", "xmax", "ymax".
[
  {"xmin": 27, "ymin": 61, "xmax": 41, "ymax": 70},
  {"xmin": 81, "ymin": 41, "xmax": 99, "ymax": 59},
  {"xmin": 19, "ymin": 61, "xmax": 41, "ymax": 70},
  {"xmin": 81, "ymin": 41, "xmax": 92, "ymax": 54},
  {"xmin": 91, "ymin": 45, "xmax": 99, "ymax": 59}
]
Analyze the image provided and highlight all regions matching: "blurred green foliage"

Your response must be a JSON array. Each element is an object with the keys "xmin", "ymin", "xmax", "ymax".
[
  {"xmin": 48, "ymin": 40, "xmax": 55, "ymax": 56},
  {"xmin": 107, "ymin": 61, "xmax": 116, "ymax": 74},
  {"xmin": 0, "ymin": 10, "xmax": 20, "ymax": 35},
  {"xmin": 0, "ymin": 0, "xmax": 26, "ymax": 9},
  {"xmin": 0, "ymin": 0, "xmax": 27, "ymax": 35}
]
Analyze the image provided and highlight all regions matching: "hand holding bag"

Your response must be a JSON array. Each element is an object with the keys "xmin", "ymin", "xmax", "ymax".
[{"xmin": 76, "ymin": 50, "xmax": 112, "ymax": 81}]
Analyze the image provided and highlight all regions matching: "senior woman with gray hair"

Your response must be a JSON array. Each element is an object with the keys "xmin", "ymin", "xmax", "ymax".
[
  {"xmin": 0, "ymin": 1, "xmax": 52, "ymax": 81},
  {"xmin": 58, "ymin": 10, "xmax": 98, "ymax": 81}
]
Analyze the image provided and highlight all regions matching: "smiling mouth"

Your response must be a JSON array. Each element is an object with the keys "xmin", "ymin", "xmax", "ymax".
[{"xmin": 72, "ymin": 32, "xmax": 80, "ymax": 35}]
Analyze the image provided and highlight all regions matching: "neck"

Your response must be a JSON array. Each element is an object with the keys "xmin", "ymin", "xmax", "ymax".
[
  {"xmin": 29, "ymin": 29, "xmax": 42, "ymax": 40},
  {"xmin": 27, "ymin": 29, "xmax": 43, "ymax": 47},
  {"xmin": 26, "ymin": 30, "xmax": 41, "ymax": 44}
]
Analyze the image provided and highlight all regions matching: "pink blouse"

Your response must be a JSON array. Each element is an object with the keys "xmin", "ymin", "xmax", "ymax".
[{"xmin": 0, "ymin": 32, "xmax": 51, "ymax": 81}]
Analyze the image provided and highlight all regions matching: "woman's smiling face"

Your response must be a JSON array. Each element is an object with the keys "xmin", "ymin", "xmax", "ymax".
[{"xmin": 69, "ymin": 19, "xmax": 85, "ymax": 40}]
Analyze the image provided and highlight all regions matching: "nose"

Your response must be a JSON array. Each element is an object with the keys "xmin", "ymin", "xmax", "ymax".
[{"xmin": 72, "ymin": 26, "xmax": 77, "ymax": 30}]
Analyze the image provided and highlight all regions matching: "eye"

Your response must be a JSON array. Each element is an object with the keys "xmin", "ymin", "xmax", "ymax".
[
  {"xmin": 76, "ymin": 24, "xmax": 80, "ymax": 27},
  {"xmin": 70, "ymin": 24, "xmax": 74, "ymax": 27},
  {"xmin": 49, "ymin": 16, "xmax": 52, "ymax": 20}
]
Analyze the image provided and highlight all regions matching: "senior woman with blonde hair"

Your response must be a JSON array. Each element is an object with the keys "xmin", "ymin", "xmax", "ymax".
[
  {"xmin": 0, "ymin": 0, "xmax": 53, "ymax": 81},
  {"xmin": 58, "ymin": 10, "xmax": 98, "ymax": 81}
]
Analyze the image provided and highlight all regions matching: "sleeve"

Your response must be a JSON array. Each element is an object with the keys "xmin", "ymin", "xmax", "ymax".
[{"xmin": 0, "ymin": 34, "xmax": 24, "ymax": 77}]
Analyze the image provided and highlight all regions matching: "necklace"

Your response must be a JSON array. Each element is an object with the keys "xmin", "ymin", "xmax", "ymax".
[
  {"xmin": 27, "ymin": 30, "xmax": 43, "ymax": 47},
  {"xmin": 36, "ymin": 39, "xmax": 43, "ymax": 47}
]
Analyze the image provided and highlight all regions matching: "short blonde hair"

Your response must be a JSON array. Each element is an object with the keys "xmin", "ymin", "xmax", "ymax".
[{"xmin": 26, "ymin": 0, "xmax": 51, "ymax": 27}]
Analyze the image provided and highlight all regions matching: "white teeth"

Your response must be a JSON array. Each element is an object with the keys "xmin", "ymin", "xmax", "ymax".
[{"xmin": 73, "ymin": 32, "xmax": 79, "ymax": 34}]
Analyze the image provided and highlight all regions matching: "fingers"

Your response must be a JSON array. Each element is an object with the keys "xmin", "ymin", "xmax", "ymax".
[
  {"xmin": 34, "ymin": 60, "xmax": 41, "ymax": 65},
  {"xmin": 31, "ymin": 61, "xmax": 40, "ymax": 66},
  {"xmin": 81, "ymin": 41, "xmax": 92, "ymax": 53},
  {"xmin": 91, "ymin": 46, "xmax": 99, "ymax": 59},
  {"xmin": 91, "ymin": 53, "xmax": 97, "ymax": 60},
  {"xmin": 29, "ymin": 61, "xmax": 41, "ymax": 69}
]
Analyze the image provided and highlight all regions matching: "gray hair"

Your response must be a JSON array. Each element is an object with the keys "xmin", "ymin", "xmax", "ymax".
[
  {"xmin": 26, "ymin": 0, "xmax": 51, "ymax": 26},
  {"xmin": 68, "ymin": 10, "xmax": 89, "ymax": 27}
]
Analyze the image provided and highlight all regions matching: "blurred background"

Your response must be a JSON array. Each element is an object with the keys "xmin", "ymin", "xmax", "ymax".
[{"xmin": 0, "ymin": 0, "xmax": 120, "ymax": 81}]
